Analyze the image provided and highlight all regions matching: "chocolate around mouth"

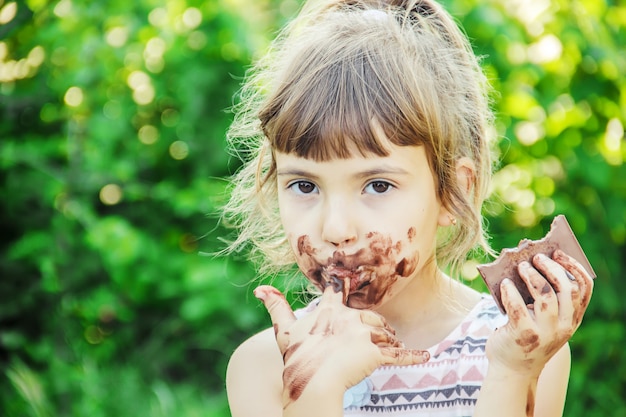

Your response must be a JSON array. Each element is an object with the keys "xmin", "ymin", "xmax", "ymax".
[{"xmin": 320, "ymin": 265, "xmax": 376, "ymax": 298}]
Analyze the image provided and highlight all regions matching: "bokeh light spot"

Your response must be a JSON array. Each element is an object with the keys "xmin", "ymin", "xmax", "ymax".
[
  {"xmin": 461, "ymin": 259, "xmax": 480, "ymax": 281},
  {"xmin": 0, "ymin": 2, "xmax": 17, "ymax": 25},
  {"xmin": 602, "ymin": 118, "xmax": 624, "ymax": 165},
  {"xmin": 145, "ymin": 37, "xmax": 166, "ymax": 58},
  {"xmin": 169, "ymin": 141, "xmax": 189, "ymax": 160},
  {"xmin": 132, "ymin": 85, "xmax": 155, "ymax": 105},
  {"xmin": 535, "ymin": 197, "xmax": 555, "ymax": 216},
  {"xmin": 221, "ymin": 42, "xmax": 240, "ymax": 61},
  {"xmin": 106, "ymin": 27, "xmax": 129, "ymax": 48},
  {"xmin": 148, "ymin": 7, "xmax": 167, "ymax": 27},
  {"xmin": 26, "ymin": 46, "xmax": 45, "ymax": 67},
  {"xmin": 515, "ymin": 121, "xmax": 545, "ymax": 146},
  {"xmin": 187, "ymin": 31, "xmax": 207, "ymax": 50},
  {"xmin": 64, "ymin": 86, "xmax": 84, "ymax": 107},
  {"xmin": 138, "ymin": 125, "xmax": 159, "ymax": 144},
  {"xmin": 528, "ymin": 34, "xmax": 563, "ymax": 64},
  {"xmin": 53, "ymin": 0, "xmax": 72, "ymax": 17},
  {"xmin": 100, "ymin": 184, "xmax": 123, "ymax": 205},
  {"xmin": 127, "ymin": 71, "xmax": 155, "ymax": 104},
  {"xmin": 605, "ymin": 118, "xmax": 624, "ymax": 152},
  {"xmin": 161, "ymin": 108, "xmax": 180, "ymax": 127},
  {"xmin": 127, "ymin": 70, "xmax": 150, "ymax": 90},
  {"xmin": 182, "ymin": 7, "xmax": 202, "ymax": 30}
]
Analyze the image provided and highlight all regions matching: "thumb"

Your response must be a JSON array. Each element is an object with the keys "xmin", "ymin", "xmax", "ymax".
[
  {"xmin": 319, "ymin": 281, "xmax": 348, "ymax": 306},
  {"xmin": 254, "ymin": 285, "xmax": 297, "ymax": 348}
]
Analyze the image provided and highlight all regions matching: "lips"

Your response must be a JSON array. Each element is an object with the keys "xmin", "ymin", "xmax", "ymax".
[{"xmin": 321, "ymin": 265, "xmax": 377, "ymax": 295}]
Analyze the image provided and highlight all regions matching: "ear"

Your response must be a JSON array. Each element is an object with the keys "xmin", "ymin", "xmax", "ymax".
[
  {"xmin": 455, "ymin": 157, "xmax": 476, "ymax": 195},
  {"xmin": 437, "ymin": 157, "xmax": 476, "ymax": 227}
]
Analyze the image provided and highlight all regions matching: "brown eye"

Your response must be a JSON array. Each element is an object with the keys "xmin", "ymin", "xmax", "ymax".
[
  {"xmin": 289, "ymin": 181, "xmax": 317, "ymax": 194},
  {"xmin": 364, "ymin": 181, "xmax": 392, "ymax": 194}
]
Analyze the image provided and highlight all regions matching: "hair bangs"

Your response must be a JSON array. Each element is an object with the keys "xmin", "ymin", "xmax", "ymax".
[{"xmin": 260, "ymin": 38, "xmax": 420, "ymax": 161}]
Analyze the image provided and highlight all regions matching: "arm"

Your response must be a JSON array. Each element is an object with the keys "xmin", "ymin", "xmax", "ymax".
[
  {"xmin": 475, "ymin": 250, "xmax": 593, "ymax": 417},
  {"xmin": 476, "ymin": 342, "xmax": 571, "ymax": 417},
  {"xmin": 535, "ymin": 342, "xmax": 571, "ymax": 417}
]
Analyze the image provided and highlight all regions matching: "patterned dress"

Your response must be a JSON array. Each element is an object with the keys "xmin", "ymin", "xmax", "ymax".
[{"xmin": 298, "ymin": 295, "xmax": 508, "ymax": 416}]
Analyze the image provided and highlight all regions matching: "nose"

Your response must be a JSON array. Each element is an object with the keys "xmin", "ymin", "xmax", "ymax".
[{"xmin": 321, "ymin": 199, "xmax": 358, "ymax": 248}]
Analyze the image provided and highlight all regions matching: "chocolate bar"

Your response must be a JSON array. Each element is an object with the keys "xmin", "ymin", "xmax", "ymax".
[{"xmin": 477, "ymin": 215, "xmax": 596, "ymax": 314}]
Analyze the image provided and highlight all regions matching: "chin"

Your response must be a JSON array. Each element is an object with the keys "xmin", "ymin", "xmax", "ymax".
[{"xmin": 346, "ymin": 290, "xmax": 386, "ymax": 310}]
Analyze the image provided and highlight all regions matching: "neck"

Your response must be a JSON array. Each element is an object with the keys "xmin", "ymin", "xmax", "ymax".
[{"xmin": 373, "ymin": 259, "xmax": 481, "ymax": 349}]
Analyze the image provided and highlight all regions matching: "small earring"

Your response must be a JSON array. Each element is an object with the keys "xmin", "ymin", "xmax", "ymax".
[{"xmin": 449, "ymin": 215, "xmax": 457, "ymax": 226}]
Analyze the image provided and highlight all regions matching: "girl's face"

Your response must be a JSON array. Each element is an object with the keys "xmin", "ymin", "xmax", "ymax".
[{"xmin": 276, "ymin": 142, "xmax": 450, "ymax": 309}]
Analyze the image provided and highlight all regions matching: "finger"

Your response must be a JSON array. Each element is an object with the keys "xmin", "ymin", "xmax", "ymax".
[
  {"xmin": 531, "ymin": 254, "xmax": 577, "ymax": 323},
  {"xmin": 380, "ymin": 348, "xmax": 430, "ymax": 366},
  {"xmin": 254, "ymin": 285, "xmax": 297, "ymax": 348},
  {"xmin": 518, "ymin": 261, "xmax": 555, "ymax": 300},
  {"xmin": 319, "ymin": 282, "xmax": 348, "ymax": 306},
  {"xmin": 517, "ymin": 261, "xmax": 558, "ymax": 319},
  {"xmin": 370, "ymin": 327, "xmax": 402, "ymax": 348},
  {"xmin": 340, "ymin": 276, "xmax": 350, "ymax": 303},
  {"xmin": 532, "ymin": 253, "xmax": 570, "ymax": 294},
  {"xmin": 500, "ymin": 278, "xmax": 533, "ymax": 327},
  {"xmin": 360, "ymin": 310, "xmax": 392, "ymax": 332},
  {"xmin": 553, "ymin": 249, "xmax": 593, "ymax": 309},
  {"xmin": 552, "ymin": 250, "xmax": 594, "ymax": 326}
]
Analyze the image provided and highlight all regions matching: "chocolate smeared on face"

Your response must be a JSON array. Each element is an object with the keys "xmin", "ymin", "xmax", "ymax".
[
  {"xmin": 407, "ymin": 227, "xmax": 416, "ymax": 243},
  {"xmin": 297, "ymin": 235, "xmax": 317, "ymax": 257},
  {"xmin": 326, "ymin": 275, "xmax": 346, "ymax": 294},
  {"xmin": 296, "ymin": 233, "xmax": 419, "ymax": 308}
]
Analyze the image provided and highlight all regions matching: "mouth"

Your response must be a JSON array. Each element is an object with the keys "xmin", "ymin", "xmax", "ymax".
[{"xmin": 320, "ymin": 265, "xmax": 377, "ymax": 300}]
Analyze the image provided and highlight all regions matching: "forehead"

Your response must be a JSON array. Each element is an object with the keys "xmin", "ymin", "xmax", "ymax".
[{"xmin": 274, "ymin": 143, "xmax": 431, "ymax": 179}]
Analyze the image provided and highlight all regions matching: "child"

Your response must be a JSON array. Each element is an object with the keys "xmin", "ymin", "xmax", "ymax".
[{"xmin": 223, "ymin": 0, "xmax": 594, "ymax": 416}]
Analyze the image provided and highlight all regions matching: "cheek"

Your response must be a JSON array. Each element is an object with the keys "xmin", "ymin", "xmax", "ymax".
[
  {"xmin": 281, "ymin": 209, "xmax": 301, "ymax": 237},
  {"xmin": 396, "ymin": 232, "xmax": 423, "ymax": 267},
  {"xmin": 278, "ymin": 194, "xmax": 310, "ymax": 236},
  {"xmin": 396, "ymin": 253, "xmax": 419, "ymax": 277},
  {"xmin": 291, "ymin": 235, "xmax": 325, "ymax": 289}
]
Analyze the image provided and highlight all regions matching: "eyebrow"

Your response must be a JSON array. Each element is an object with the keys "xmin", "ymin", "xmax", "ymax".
[
  {"xmin": 356, "ymin": 167, "xmax": 410, "ymax": 177},
  {"xmin": 276, "ymin": 168, "xmax": 320, "ymax": 179},
  {"xmin": 277, "ymin": 165, "xmax": 410, "ymax": 179}
]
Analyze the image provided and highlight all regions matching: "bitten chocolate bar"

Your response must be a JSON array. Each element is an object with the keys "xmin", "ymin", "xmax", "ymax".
[{"xmin": 477, "ymin": 215, "xmax": 596, "ymax": 314}]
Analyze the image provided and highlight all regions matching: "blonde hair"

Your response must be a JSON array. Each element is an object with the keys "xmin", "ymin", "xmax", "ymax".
[{"xmin": 223, "ymin": 0, "xmax": 496, "ymax": 277}]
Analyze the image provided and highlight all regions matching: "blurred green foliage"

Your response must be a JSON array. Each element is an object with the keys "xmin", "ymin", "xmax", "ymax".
[{"xmin": 0, "ymin": 0, "xmax": 624, "ymax": 416}]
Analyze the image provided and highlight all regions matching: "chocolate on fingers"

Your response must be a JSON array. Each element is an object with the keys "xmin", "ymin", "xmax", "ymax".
[{"xmin": 478, "ymin": 215, "xmax": 596, "ymax": 314}]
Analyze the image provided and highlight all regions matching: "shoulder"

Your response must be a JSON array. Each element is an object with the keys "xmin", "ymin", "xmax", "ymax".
[{"xmin": 226, "ymin": 327, "xmax": 284, "ymax": 417}]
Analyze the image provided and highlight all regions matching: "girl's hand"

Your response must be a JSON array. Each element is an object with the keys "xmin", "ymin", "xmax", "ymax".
[
  {"xmin": 486, "ymin": 249, "xmax": 594, "ymax": 376},
  {"xmin": 253, "ymin": 284, "xmax": 430, "ymax": 408}
]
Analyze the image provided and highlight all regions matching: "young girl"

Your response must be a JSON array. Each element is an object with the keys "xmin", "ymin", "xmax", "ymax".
[{"xmin": 223, "ymin": 0, "xmax": 594, "ymax": 416}]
